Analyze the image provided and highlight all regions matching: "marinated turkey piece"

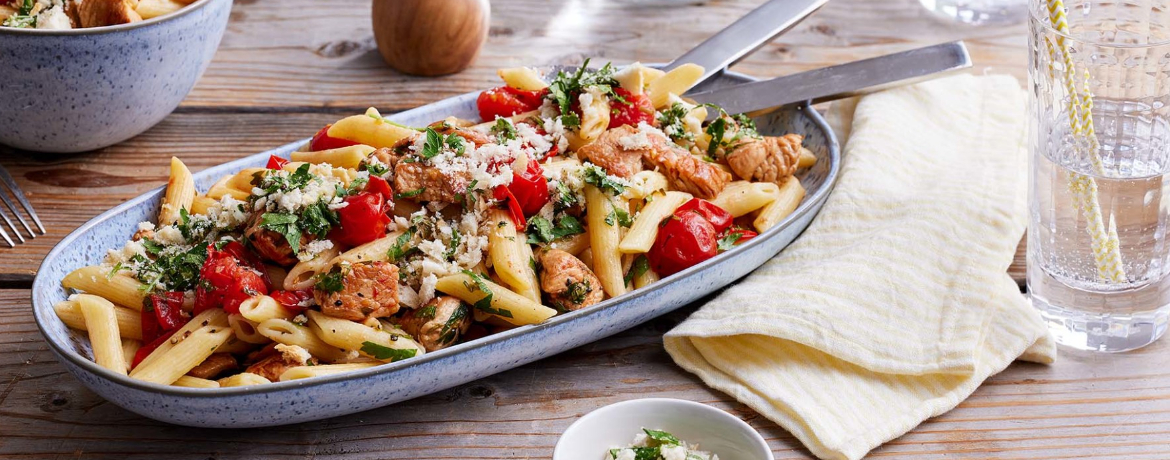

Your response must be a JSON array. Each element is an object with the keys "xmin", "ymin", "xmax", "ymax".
[
  {"xmin": 538, "ymin": 249, "xmax": 604, "ymax": 312},
  {"xmin": 393, "ymin": 161, "xmax": 472, "ymax": 203},
  {"xmin": 186, "ymin": 353, "xmax": 238, "ymax": 380},
  {"xmin": 314, "ymin": 261, "xmax": 401, "ymax": 321},
  {"xmin": 726, "ymin": 134, "xmax": 803, "ymax": 186},
  {"xmin": 427, "ymin": 121, "xmax": 494, "ymax": 147},
  {"xmin": 78, "ymin": 0, "xmax": 140, "ymax": 28},
  {"xmin": 398, "ymin": 296, "xmax": 472, "ymax": 352},
  {"xmin": 243, "ymin": 211, "xmax": 301, "ymax": 266},
  {"xmin": 244, "ymin": 344, "xmax": 315, "ymax": 381},
  {"xmin": 575, "ymin": 125, "xmax": 659, "ymax": 178},
  {"xmin": 643, "ymin": 145, "xmax": 732, "ymax": 200}
]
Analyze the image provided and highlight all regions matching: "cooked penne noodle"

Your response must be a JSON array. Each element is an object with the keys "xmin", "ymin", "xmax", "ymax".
[
  {"xmin": 487, "ymin": 209, "xmax": 541, "ymax": 303},
  {"xmin": 54, "ymin": 299, "xmax": 143, "ymax": 340},
  {"xmin": 619, "ymin": 191, "xmax": 691, "ymax": 254},
  {"xmin": 434, "ymin": 272, "xmax": 556, "ymax": 326},
  {"xmin": 131, "ymin": 325, "xmax": 232, "ymax": 385},
  {"xmin": 633, "ymin": 263, "xmax": 660, "ymax": 289},
  {"xmin": 135, "ymin": 0, "xmax": 184, "ymax": 19},
  {"xmin": 190, "ymin": 195, "xmax": 218, "ymax": 215},
  {"xmin": 159, "ymin": 157, "xmax": 195, "ymax": 225},
  {"xmin": 576, "ymin": 90, "xmax": 611, "ymax": 142},
  {"xmin": 173, "ymin": 375, "xmax": 220, "ymax": 388},
  {"xmin": 307, "ymin": 311, "xmax": 424, "ymax": 361},
  {"xmin": 327, "ymin": 108, "xmax": 419, "ymax": 148},
  {"xmin": 216, "ymin": 336, "xmax": 257, "ymax": 355},
  {"xmin": 330, "ymin": 231, "xmax": 401, "ymax": 267},
  {"xmin": 257, "ymin": 318, "xmax": 351, "ymax": 362},
  {"xmin": 626, "ymin": 170, "xmax": 669, "ymax": 201},
  {"xmin": 278, "ymin": 363, "xmax": 379, "ymax": 382},
  {"xmin": 648, "ymin": 63, "xmax": 704, "ymax": 108},
  {"xmin": 228, "ymin": 314, "xmax": 271, "ymax": 344},
  {"xmin": 62, "ymin": 266, "xmax": 148, "ymax": 311},
  {"xmin": 585, "ymin": 185, "xmax": 628, "ymax": 297},
  {"xmin": 281, "ymin": 161, "xmax": 357, "ymax": 184},
  {"xmin": 285, "ymin": 244, "xmax": 342, "ymax": 291},
  {"xmin": 218, "ymin": 373, "xmax": 271, "ymax": 387},
  {"xmin": 498, "ymin": 67, "xmax": 547, "ymax": 91},
  {"xmin": 226, "ymin": 168, "xmax": 266, "ymax": 192},
  {"xmin": 711, "ymin": 181, "xmax": 780, "ymax": 217},
  {"xmin": 206, "ymin": 175, "xmax": 251, "ymax": 201},
  {"xmin": 541, "ymin": 158, "xmax": 582, "ymax": 177},
  {"xmin": 238, "ymin": 295, "xmax": 295, "ymax": 324},
  {"xmin": 549, "ymin": 232, "xmax": 589, "ymax": 256},
  {"xmin": 120, "ymin": 339, "xmax": 141, "ymax": 372},
  {"xmin": 291, "ymin": 145, "xmax": 375, "ymax": 169},
  {"xmin": 613, "ymin": 62, "xmax": 661, "ymax": 95},
  {"xmin": 798, "ymin": 147, "xmax": 817, "ymax": 169},
  {"xmin": 132, "ymin": 309, "xmax": 228, "ymax": 374},
  {"xmin": 754, "ymin": 178, "xmax": 805, "ymax": 232},
  {"xmin": 76, "ymin": 294, "xmax": 127, "ymax": 375}
]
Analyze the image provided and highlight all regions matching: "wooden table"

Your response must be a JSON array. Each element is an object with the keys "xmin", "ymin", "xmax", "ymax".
[{"xmin": 2, "ymin": 0, "xmax": 1167, "ymax": 458}]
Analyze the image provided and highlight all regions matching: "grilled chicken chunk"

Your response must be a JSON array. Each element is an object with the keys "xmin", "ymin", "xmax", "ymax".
[
  {"xmin": 575, "ymin": 125, "xmax": 659, "ymax": 178},
  {"xmin": 243, "ymin": 212, "xmax": 301, "ymax": 266},
  {"xmin": 244, "ymin": 344, "xmax": 315, "ymax": 381},
  {"xmin": 186, "ymin": 353, "xmax": 238, "ymax": 380},
  {"xmin": 314, "ymin": 261, "xmax": 401, "ymax": 321},
  {"xmin": 398, "ymin": 296, "xmax": 472, "ymax": 352},
  {"xmin": 78, "ymin": 0, "xmax": 140, "ymax": 28},
  {"xmin": 726, "ymin": 134, "xmax": 803, "ymax": 186},
  {"xmin": 643, "ymin": 146, "xmax": 731, "ymax": 200},
  {"xmin": 538, "ymin": 249, "xmax": 604, "ymax": 311}
]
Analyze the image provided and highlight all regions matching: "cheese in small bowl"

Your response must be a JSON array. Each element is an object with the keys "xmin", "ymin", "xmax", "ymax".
[{"xmin": 607, "ymin": 428, "xmax": 719, "ymax": 460}]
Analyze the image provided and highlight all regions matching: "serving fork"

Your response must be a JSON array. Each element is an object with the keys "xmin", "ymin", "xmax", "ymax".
[{"xmin": 0, "ymin": 164, "xmax": 45, "ymax": 247}]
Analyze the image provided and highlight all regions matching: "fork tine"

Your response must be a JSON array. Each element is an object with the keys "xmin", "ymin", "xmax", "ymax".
[
  {"xmin": 0, "ymin": 183, "xmax": 34, "ymax": 239},
  {"xmin": 0, "ymin": 165, "xmax": 43, "ymax": 236},
  {"xmin": 0, "ymin": 208, "xmax": 15, "ymax": 247}
]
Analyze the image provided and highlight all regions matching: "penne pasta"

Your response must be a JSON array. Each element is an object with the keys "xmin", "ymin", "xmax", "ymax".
[
  {"xmin": 132, "ymin": 309, "xmax": 228, "ymax": 375},
  {"xmin": 256, "ymin": 318, "xmax": 351, "ymax": 362},
  {"xmin": 619, "ymin": 191, "xmax": 691, "ymax": 254},
  {"xmin": 285, "ymin": 244, "xmax": 342, "ymax": 291},
  {"xmin": 329, "ymin": 231, "xmax": 402, "ymax": 267},
  {"xmin": 711, "ymin": 181, "xmax": 780, "ymax": 217},
  {"xmin": 585, "ymin": 185, "xmax": 628, "ymax": 297},
  {"xmin": 131, "ymin": 325, "xmax": 232, "ymax": 385},
  {"xmin": 613, "ymin": 62, "xmax": 664, "ymax": 95},
  {"xmin": 633, "ymin": 262, "xmax": 660, "ymax": 289},
  {"xmin": 173, "ymin": 375, "xmax": 220, "ymax": 388},
  {"xmin": 626, "ymin": 170, "xmax": 669, "ymax": 201},
  {"xmin": 135, "ymin": 0, "xmax": 184, "ymax": 19},
  {"xmin": 278, "ymin": 363, "xmax": 379, "ymax": 382},
  {"xmin": 206, "ymin": 175, "xmax": 251, "ymax": 201},
  {"xmin": 576, "ymin": 89, "xmax": 611, "ymax": 142},
  {"xmin": 218, "ymin": 373, "xmax": 271, "ymax": 387},
  {"xmin": 189, "ymin": 195, "xmax": 218, "ymax": 215},
  {"xmin": 62, "ymin": 266, "xmax": 148, "ymax": 310},
  {"xmin": 327, "ymin": 108, "xmax": 419, "ymax": 148},
  {"xmin": 159, "ymin": 157, "xmax": 195, "ymax": 225},
  {"xmin": 228, "ymin": 314, "xmax": 271, "ymax": 344},
  {"xmin": 434, "ymin": 272, "xmax": 556, "ymax": 326},
  {"xmin": 226, "ymin": 168, "xmax": 266, "ymax": 192},
  {"xmin": 238, "ymin": 295, "xmax": 295, "ymax": 324},
  {"xmin": 487, "ymin": 209, "xmax": 541, "ymax": 303},
  {"xmin": 647, "ymin": 63, "xmax": 705, "ymax": 108},
  {"xmin": 549, "ymin": 232, "xmax": 589, "ymax": 256},
  {"xmin": 498, "ymin": 67, "xmax": 548, "ymax": 91},
  {"xmin": 120, "ymin": 339, "xmax": 141, "ymax": 372},
  {"xmin": 54, "ymin": 299, "xmax": 143, "ymax": 340},
  {"xmin": 798, "ymin": 147, "xmax": 817, "ymax": 169},
  {"xmin": 754, "ymin": 178, "xmax": 805, "ymax": 232},
  {"xmin": 291, "ymin": 145, "xmax": 375, "ymax": 170},
  {"xmin": 307, "ymin": 311, "xmax": 424, "ymax": 362},
  {"xmin": 77, "ymin": 294, "xmax": 127, "ymax": 375}
]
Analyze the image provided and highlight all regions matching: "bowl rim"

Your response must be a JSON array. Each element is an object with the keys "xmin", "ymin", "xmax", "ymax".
[
  {"xmin": 552, "ymin": 397, "xmax": 775, "ymax": 460},
  {"xmin": 0, "ymin": 0, "xmax": 220, "ymax": 36},
  {"xmin": 31, "ymin": 70, "xmax": 841, "ymax": 398}
]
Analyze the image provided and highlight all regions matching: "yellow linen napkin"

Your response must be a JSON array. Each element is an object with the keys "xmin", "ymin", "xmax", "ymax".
[{"xmin": 664, "ymin": 74, "xmax": 1056, "ymax": 460}]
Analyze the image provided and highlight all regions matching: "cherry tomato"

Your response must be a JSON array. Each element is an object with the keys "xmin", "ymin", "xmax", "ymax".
[
  {"xmin": 269, "ymin": 289, "xmax": 314, "ymax": 314},
  {"xmin": 647, "ymin": 208, "xmax": 718, "ymax": 277},
  {"xmin": 366, "ymin": 175, "xmax": 392, "ymax": 199},
  {"xmin": 141, "ymin": 291, "xmax": 188, "ymax": 343},
  {"xmin": 675, "ymin": 198, "xmax": 733, "ymax": 233},
  {"xmin": 476, "ymin": 86, "xmax": 547, "ymax": 121},
  {"xmin": 717, "ymin": 227, "xmax": 758, "ymax": 252},
  {"xmin": 333, "ymin": 192, "xmax": 391, "ymax": 247},
  {"xmin": 265, "ymin": 155, "xmax": 289, "ymax": 170},
  {"xmin": 309, "ymin": 124, "xmax": 360, "ymax": 151},
  {"xmin": 132, "ymin": 329, "xmax": 177, "ymax": 369},
  {"xmin": 194, "ymin": 242, "xmax": 271, "ymax": 315},
  {"xmin": 607, "ymin": 88, "xmax": 656, "ymax": 129},
  {"xmin": 506, "ymin": 159, "xmax": 550, "ymax": 217},
  {"xmin": 493, "ymin": 185, "xmax": 527, "ymax": 230}
]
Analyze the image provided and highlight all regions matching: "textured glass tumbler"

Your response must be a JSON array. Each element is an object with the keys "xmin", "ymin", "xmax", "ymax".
[
  {"xmin": 1027, "ymin": 0, "xmax": 1170, "ymax": 352},
  {"xmin": 919, "ymin": 0, "xmax": 1028, "ymax": 26}
]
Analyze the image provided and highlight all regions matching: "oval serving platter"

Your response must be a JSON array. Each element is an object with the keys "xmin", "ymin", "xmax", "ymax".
[{"xmin": 32, "ymin": 70, "xmax": 840, "ymax": 428}]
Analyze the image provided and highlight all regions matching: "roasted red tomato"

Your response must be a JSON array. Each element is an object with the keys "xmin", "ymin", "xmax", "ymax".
[
  {"xmin": 507, "ymin": 158, "xmax": 550, "ymax": 217},
  {"xmin": 366, "ymin": 175, "xmax": 392, "ymax": 199},
  {"xmin": 195, "ymin": 242, "xmax": 271, "ymax": 315},
  {"xmin": 265, "ymin": 155, "xmax": 289, "ymax": 170},
  {"xmin": 269, "ymin": 289, "xmax": 314, "ymax": 314},
  {"xmin": 493, "ymin": 185, "xmax": 527, "ymax": 230},
  {"xmin": 309, "ymin": 124, "xmax": 360, "ymax": 151},
  {"xmin": 607, "ymin": 88, "xmax": 656, "ymax": 129},
  {"xmin": 141, "ymin": 291, "xmax": 188, "ymax": 343},
  {"xmin": 132, "ymin": 329, "xmax": 177, "ymax": 369},
  {"xmin": 674, "ymin": 198, "xmax": 733, "ymax": 233},
  {"xmin": 477, "ymin": 86, "xmax": 546, "ymax": 121},
  {"xmin": 333, "ymin": 191, "xmax": 391, "ymax": 247},
  {"xmin": 647, "ymin": 206, "xmax": 719, "ymax": 277},
  {"xmin": 717, "ymin": 227, "xmax": 758, "ymax": 252}
]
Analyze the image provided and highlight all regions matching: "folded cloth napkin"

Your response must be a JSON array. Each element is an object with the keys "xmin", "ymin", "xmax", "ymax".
[{"xmin": 664, "ymin": 74, "xmax": 1057, "ymax": 460}]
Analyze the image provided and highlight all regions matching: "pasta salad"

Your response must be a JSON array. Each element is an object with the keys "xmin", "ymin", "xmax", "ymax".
[{"xmin": 55, "ymin": 61, "xmax": 815, "ymax": 388}]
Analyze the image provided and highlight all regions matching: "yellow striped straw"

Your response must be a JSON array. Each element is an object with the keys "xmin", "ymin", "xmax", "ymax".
[{"xmin": 1045, "ymin": 0, "xmax": 1127, "ymax": 283}]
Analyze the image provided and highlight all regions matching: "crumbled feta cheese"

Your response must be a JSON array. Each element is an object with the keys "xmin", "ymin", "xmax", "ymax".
[
  {"xmin": 137, "ymin": 222, "xmax": 156, "ymax": 232},
  {"xmin": 154, "ymin": 225, "xmax": 184, "ymax": 245},
  {"xmin": 275, "ymin": 344, "xmax": 311, "ymax": 365},
  {"xmin": 35, "ymin": 4, "xmax": 71, "ymax": 30},
  {"xmin": 298, "ymin": 239, "xmax": 334, "ymax": 262}
]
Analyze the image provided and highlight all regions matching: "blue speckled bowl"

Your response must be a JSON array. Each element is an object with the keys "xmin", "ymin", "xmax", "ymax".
[
  {"xmin": 31, "ymin": 71, "xmax": 840, "ymax": 427},
  {"xmin": 0, "ymin": 0, "xmax": 232, "ymax": 153}
]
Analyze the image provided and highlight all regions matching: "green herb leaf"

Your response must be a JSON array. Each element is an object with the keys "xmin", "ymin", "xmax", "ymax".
[
  {"xmin": 132, "ymin": 244, "xmax": 208, "ymax": 292},
  {"xmin": 624, "ymin": 255, "xmax": 650, "ymax": 285},
  {"xmin": 444, "ymin": 228, "xmax": 462, "ymax": 260},
  {"xmin": 314, "ymin": 267, "xmax": 347, "ymax": 293},
  {"xmin": 142, "ymin": 239, "xmax": 164, "ymax": 256},
  {"xmin": 564, "ymin": 279, "xmax": 592, "ymax": 305},
  {"xmin": 604, "ymin": 208, "xmax": 633, "ymax": 227},
  {"xmin": 643, "ymin": 428, "xmax": 681, "ymax": 446},
  {"xmin": 582, "ymin": 165, "xmax": 626, "ymax": 195},
  {"xmin": 717, "ymin": 231, "xmax": 745, "ymax": 252},
  {"xmin": 437, "ymin": 302, "xmax": 470, "ymax": 345},
  {"xmin": 363, "ymin": 161, "xmax": 390, "ymax": 177},
  {"xmin": 259, "ymin": 212, "xmax": 302, "ymax": 253},
  {"xmin": 394, "ymin": 188, "xmax": 427, "ymax": 200},
  {"xmin": 421, "ymin": 128, "xmax": 444, "ymax": 159},
  {"xmin": 360, "ymin": 341, "xmax": 418, "ymax": 361},
  {"xmin": 490, "ymin": 118, "xmax": 518, "ymax": 142},
  {"xmin": 462, "ymin": 270, "xmax": 513, "ymax": 318},
  {"xmin": 526, "ymin": 215, "xmax": 584, "ymax": 244},
  {"xmin": 705, "ymin": 117, "xmax": 728, "ymax": 157},
  {"xmin": 387, "ymin": 229, "xmax": 419, "ymax": 262}
]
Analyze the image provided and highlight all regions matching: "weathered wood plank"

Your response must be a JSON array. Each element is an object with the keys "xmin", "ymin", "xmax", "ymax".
[{"xmin": 1, "ymin": 292, "xmax": 1166, "ymax": 459}]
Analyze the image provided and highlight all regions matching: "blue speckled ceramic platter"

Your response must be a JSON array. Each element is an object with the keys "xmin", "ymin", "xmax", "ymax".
[{"xmin": 31, "ymin": 70, "xmax": 840, "ymax": 428}]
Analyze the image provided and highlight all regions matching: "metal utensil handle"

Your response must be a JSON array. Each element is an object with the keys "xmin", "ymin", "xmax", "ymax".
[
  {"xmin": 687, "ymin": 41, "xmax": 973, "ymax": 115},
  {"xmin": 661, "ymin": 0, "xmax": 828, "ymax": 86}
]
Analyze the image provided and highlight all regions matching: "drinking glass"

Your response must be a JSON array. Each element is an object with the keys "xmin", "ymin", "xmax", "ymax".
[
  {"xmin": 919, "ymin": 0, "xmax": 1028, "ymax": 26},
  {"xmin": 1028, "ymin": 0, "xmax": 1170, "ymax": 352}
]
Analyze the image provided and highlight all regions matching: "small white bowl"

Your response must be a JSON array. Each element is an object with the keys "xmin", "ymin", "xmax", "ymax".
[{"xmin": 554, "ymin": 398, "xmax": 774, "ymax": 460}]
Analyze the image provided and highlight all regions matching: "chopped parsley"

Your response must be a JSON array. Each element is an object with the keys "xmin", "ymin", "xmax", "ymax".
[
  {"xmin": 259, "ymin": 212, "xmax": 302, "ymax": 253},
  {"xmin": 554, "ymin": 181, "xmax": 578, "ymax": 209},
  {"xmin": 444, "ymin": 228, "xmax": 462, "ymax": 260},
  {"xmin": 582, "ymin": 165, "xmax": 626, "ymax": 195},
  {"xmin": 526, "ymin": 215, "xmax": 584, "ymax": 244},
  {"xmin": 462, "ymin": 270, "xmax": 513, "ymax": 318},
  {"xmin": 705, "ymin": 109, "xmax": 762, "ymax": 158},
  {"xmin": 360, "ymin": 341, "xmax": 417, "ymax": 361},
  {"xmin": 717, "ymin": 230, "xmax": 747, "ymax": 252},
  {"xmin": 489, "ymin": 118, "xmax": 518, "ymax": 142},
  {"xmin": 420, "ymin": 127, "xmax": 465, "ymax": 159},
  {"xmin": 176, "ymin": 208, "xmax": 212, "ymax": 242},
  {"xmin": 437, "ymin": 302, "xmax": 470, "ymax": 345},
  {"xmin": 363, "ymin": 161, "xmax": 390, "ymax": 177},
  {"xmin": 366, "ymin": 112, "xmax": 423, "ymax": 132},
  {"xmin": 387, "ymin": 229, "xmax": 419, "ymax": 262},
  {"xmin": 604, "ymin": 208, "xmax": 633, "ymax": 227},
  {"xmin": 564, "ymin": 279, "xmax": 592, "ymax": 305},
  {"xmin": 643, "ymin": 429, "xmax": 681, "ymax": 446},
  {"xmin": 314, "ymin": 266, "xmax": 347, "ymax": 293},
  {"xmin": 546, "ymin": 59, "xmax": 622, "ymax": 130},
  {"xmin": 394, "ymin": 187, "xmax": 426, "ymax": 200},
  {"xmin": 624, "ymin": 255, "xmax": 650, "ymax": 285},
  {"xmin": 132, "ymin": 244, "xmax": 208, "ymax": 293},
  {"xmin": 607, "ymin": 447, "xmax": 662, "ymax": 460},
  {"xmin": 657, "ymin": 102, "xmax": 698, "ymax": 142}
]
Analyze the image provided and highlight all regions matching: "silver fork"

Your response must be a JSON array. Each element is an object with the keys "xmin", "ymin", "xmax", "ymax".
[{"xmin": 0, "ymin": 164, "xmax": 46, "ymax": 247}]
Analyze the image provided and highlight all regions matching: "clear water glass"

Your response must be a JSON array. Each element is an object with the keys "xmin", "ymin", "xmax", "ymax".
[
  {"xmin": 1028, "ymin": 0, "xmax": 1170, "ymax": 352},
  {"xmin": 919, "ymin": 0, "xmax": 1028, "ymax": 26}
]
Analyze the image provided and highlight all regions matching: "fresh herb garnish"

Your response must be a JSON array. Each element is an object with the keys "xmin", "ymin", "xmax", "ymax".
[
  {"xmin": 564, "ymin": 279, "xmax": 592, "ymax": 304},
  {"xmin": 624, "ymin": 255, "xmax": 650, "ymax": 285},
  {"xmin": 546, "ymin": 59, "xmax": 622, "ymax": 130},
  {"xmin": 554, "ymin": 181, "xmax": 578, "ymax": 209},
  {"xmin": 314, "ymin": 267, "xmax": 347, "ymax": 293},
  {"xmin": 259, "ymin": 212, "xmax": 302, "ymax": 253},
  {"xmin": 360, "ymin": 341, "xmax": 417, "ymax": 361},
  {"xmin": 132, "ymin": 244, "xmax": 208, "ymax": 292},
  {"xmin": 3, "ymin": 0, "xmax": 36, "ymax": 28},
  {"xmin": 717, "ymin": 231, "xmax": 745, "ymax": 252},
  {"xmin": 142, "ymin": 239, "xmax": 164, "ymax": 256},
  {"xmin": 366, "ymin": 112, "xmax": 423, "ymax": 132},
  {"xmin": 444, "ymin": 228, "xmax": 462, "ymax": 260},
  {"xmin": 387, "ymin": 229, "xmax": 419, "ymax": 262},
  {"xmin": 419, "ymin": 127, "xmax": 465, "ymax": 159},
  {"xmin": 437, "ymin": 302, "xmax": 469, "ymax": 345},
  {"xmin": 394, "ymin": 188, "xmax": 427, "ymax": 200},
  {"xmin": 582, "ymin": 165, "xmax": 626, "ymax": 195},
  {"xmin": 462, "ymin": 270, "xmax": 513, "ymax": 318},
  {"xmin": 490, "ymin": 118, "xmax": 518, "ymax": 142},
  {"xmin": 643, "ymin": 429, "xmax": 681, "ymax": 446},
  {"xmin": 526, "ymin": 215, "xmax": 584, "ymax": 244},
  {"xmin": 604, "ymin": 208, "xmax": 633, "ymax": 227},
  {"xmin": 363, "ymin": 161, "xmax": 390, "ymax": 177}
]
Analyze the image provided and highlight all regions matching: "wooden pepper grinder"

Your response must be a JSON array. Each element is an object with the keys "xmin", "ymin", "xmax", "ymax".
[{"xmin": 372, "ymin": 0, "xmax": 490, "ymax": 76}]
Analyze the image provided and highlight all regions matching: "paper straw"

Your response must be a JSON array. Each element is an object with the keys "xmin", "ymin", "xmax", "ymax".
[{"xmin": 1045, "ymin": 0, "xmax": 1127, "ymax": 283}]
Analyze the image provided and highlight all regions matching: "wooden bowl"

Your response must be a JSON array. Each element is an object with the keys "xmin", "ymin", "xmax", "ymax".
[{"xmin": 372, "ymin": 0, "xmax": 490, "ymax": 76}]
